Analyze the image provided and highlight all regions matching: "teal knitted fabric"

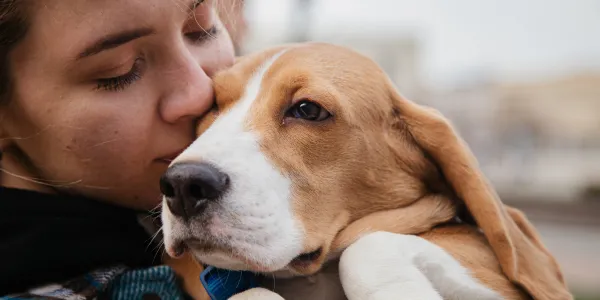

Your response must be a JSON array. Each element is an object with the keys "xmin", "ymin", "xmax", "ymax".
[
  {"xmin": 2, "ymin": 265, "xmax": 189, "ymax": 300},
  {"xmin": 107, "ymin": 266, "xmax": 187, "ymax": 300}
]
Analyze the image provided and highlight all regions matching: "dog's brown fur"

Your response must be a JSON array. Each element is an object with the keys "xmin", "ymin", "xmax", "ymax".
[{"xmin": 165, "ymin": 43, "xmax": 572, "ymax": 300}]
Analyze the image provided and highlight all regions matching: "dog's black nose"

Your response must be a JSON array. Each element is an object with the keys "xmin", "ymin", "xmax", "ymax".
[{"xmin": 160, "ymin": 162, "xmax": 230, "ymax": 219}]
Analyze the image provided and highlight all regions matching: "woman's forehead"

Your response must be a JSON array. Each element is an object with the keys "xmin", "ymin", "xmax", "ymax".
[{"xmin": 18, "ymin": 0, "xmax": 209, "ymax": 62}]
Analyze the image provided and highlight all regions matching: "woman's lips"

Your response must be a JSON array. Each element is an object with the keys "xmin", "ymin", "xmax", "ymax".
[{"xmin": 157, "ymin": 150, "xmax": 184, "ymax": 164}]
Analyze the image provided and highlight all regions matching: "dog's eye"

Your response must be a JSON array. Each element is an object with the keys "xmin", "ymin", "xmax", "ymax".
[{"xmin": 286, "ymin": 100, "xmax": 331, "ymax": 121}]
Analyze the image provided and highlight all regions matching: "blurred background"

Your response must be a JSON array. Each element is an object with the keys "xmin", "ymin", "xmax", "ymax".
[{"xmin": 221, "ymin": 0, "xmax": 600, "ymax": 298}]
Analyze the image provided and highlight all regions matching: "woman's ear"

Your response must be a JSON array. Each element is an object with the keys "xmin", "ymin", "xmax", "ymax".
[
  {"xmin": 162, "ymin": 252, "xmax": 211, "ymax": 300},
  {"xmin": 386, "ymin": 79, "xmax": 572, "ymax": 300}
]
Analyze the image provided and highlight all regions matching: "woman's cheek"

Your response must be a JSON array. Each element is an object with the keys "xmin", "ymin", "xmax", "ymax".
[
  {"xmin": 195, "ymin": 28, "xmax": 235, "ymax": 76},
  {"xmin": 64, "ymin": 114, "xmax": 143, "ymax": 165}
]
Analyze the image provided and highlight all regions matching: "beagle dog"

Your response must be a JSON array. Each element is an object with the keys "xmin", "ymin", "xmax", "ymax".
[{"xmin": 160, "ymin": 43, "xmax": 572, "ymax": 300}]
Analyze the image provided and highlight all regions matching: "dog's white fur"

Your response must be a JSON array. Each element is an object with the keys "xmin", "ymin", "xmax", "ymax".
[
  {"xmin": 338, "ymin": 232, "xmax": 502, "ymax": 300},
  {"xmin": 162, "ymin": 51, "xmax": 305, "ymax": 272}
]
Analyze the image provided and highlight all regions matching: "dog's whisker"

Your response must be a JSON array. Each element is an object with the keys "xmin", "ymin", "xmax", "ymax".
[
  {"xmin": 147, "ymin": 206, "xmax": 163, "ymax": 216},
  {"xmin": 235, "ymin": 270, "xmax": 243, "ymax": 289},
  {"xmin": 222, "ymin": 269, "xmax": 231, "ymax": 289},
  {"xmin": 271, "ymin": 273, "xmax": 276, "ymax": 292},
  {"xmin": 146, "ymin": 227, "xmax": 164, "ymax": 251},
  {"xmin": 152, "ymin": 243, "xmax": 166, "ymax": 263}
]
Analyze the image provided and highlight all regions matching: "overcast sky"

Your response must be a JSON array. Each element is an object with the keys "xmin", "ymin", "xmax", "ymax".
[{"xmin": 245, "ymin": 0, "xmax": 600, "ymax": 86}]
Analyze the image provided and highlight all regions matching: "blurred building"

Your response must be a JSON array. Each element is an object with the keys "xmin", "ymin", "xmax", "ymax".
[{"xmin": 428, "ymin": 73, "xmax": 600, "ymax": 203}]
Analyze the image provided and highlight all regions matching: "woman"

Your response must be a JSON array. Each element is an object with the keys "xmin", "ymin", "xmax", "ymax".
[{"xmin": 0, "ymin": 0, "xmax": 244, "ymax": 298}]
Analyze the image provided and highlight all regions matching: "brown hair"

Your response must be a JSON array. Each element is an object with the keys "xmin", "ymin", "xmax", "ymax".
[{"xmin": 0, "ymin": 0, "xmax": 29, "ymax": 104}]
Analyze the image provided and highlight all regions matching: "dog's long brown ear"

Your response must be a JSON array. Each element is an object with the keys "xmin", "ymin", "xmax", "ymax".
[
  {"xmin": 163, "ymin": 252, "xmax": 210, "ymax": 300},
  {"xmin": 388, "ymin": 84, "xmax": 572, "ymax": 300}
]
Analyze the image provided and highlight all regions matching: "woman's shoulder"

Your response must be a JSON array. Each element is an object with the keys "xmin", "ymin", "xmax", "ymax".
[{"xmin": 1, "ymin": 265, "xmax": 189, "ymax": 300}]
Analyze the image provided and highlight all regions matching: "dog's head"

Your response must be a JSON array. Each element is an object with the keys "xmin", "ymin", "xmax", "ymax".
[{"xmin": 161, "ymin": 43, "xmax": 569, "ymax": 299}]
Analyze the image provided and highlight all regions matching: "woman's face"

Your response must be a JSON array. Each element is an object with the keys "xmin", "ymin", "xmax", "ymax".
[{"xmin": 0, "ymin": 0, "xmax": 234, "ymax": 210}]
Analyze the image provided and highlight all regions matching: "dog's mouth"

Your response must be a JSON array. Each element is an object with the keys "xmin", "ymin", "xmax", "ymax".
[
  {"xmin": 289, "ymin": 248, "xmax": 323, "ymax": 271},
  {"xmin": 174, "ymin": 234, "xmax": 328, "ymax": 274}
]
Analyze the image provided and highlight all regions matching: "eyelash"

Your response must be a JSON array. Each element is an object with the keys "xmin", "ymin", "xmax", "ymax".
[
  {"xmin": 186, "ymin": 25, "xmax": 219, "ymax": 44},
  {"xmin": 193, "ymin": 0, "xmax": 205, "ymax": 8},
  {"xmin": 186, "ymin": 0, "xmax": 217, "ymax": 43},
  {"xmin": 96, "ymin": 58, "xmax": 144, "ymax": 92}
]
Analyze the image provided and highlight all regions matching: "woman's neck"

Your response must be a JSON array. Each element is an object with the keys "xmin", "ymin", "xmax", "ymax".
[{"xmin": 0, "ymin": 151, "xmax": 56, "ymax": 194}]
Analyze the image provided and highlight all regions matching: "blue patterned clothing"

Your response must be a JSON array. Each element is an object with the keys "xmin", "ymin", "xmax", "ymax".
[{"xmin": 2, "ymin": 265, "xmax": 190, "ymax": 300}]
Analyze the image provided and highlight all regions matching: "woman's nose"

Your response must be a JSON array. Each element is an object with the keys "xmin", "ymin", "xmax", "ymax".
[{"xmin": 158, "ymin": 53, "xmax": 214, "ymax": 124}]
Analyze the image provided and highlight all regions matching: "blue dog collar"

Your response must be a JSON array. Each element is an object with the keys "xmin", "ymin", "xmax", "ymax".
[{"xmin": 200, "ymin": 266, "xmax": 260, "ymax": 300}]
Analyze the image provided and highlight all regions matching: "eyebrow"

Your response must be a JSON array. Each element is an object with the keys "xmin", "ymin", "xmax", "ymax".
[{"xmin": 76, "ymin": 27, "xmax": 156, "ymax": 60}]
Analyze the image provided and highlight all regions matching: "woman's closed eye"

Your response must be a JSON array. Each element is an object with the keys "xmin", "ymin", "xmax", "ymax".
[
  {"xmin": 96, "ymin": 57, "xmax": 145, "ymax": 92},
  {"xmin": 93, "ymin": 0, "xmax": 217, "ymax": 92},
  {"xmin": 185, "ymin": 0, "xmax": 219, "ymax": 44},
  {"xmin": 185, "ymin": 25, "xmax": 219, "ymax": 44}
]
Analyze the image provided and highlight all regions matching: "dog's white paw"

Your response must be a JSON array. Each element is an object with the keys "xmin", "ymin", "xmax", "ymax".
[
  {"xmin": 339, "ymin": 232, "xmax": 444, "ymax": 300},
  {"xmin": 228, "ymin": 287, "xmax": 285, "ymax": 300},
  {"xmin": 340, "ymin": 231, "xmax": 503, "ymax": 300}
]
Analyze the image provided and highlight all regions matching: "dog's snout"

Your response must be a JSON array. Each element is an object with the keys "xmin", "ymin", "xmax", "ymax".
[{"xmin": 160, "ymin": 162, "xmax": 230, "ymax": 219}]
